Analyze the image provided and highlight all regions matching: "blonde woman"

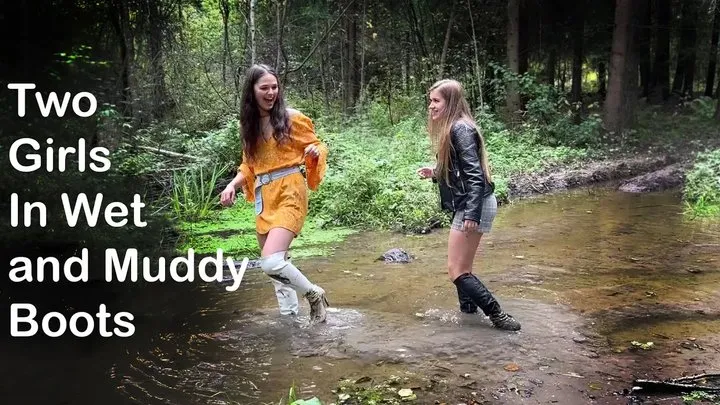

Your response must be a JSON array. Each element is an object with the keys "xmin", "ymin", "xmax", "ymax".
[{"xmin": 417, "ymin": 79, "xmax": 520, "ymax": 331}]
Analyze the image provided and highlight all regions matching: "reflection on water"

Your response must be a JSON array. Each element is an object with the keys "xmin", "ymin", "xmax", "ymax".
[{"xmin": 2, "ymin": 187, "xmax": 719, "ymax": 404}]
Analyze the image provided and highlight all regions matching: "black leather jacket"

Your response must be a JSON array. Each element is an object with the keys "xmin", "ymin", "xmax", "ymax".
[{"xmin": 433, "ymin": 121, "xmax": 495, "ymax": 222}]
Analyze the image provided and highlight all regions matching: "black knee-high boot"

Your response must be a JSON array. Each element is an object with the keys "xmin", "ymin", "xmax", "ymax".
[
  {"xmin": 453, "ymin": 273, "xmax": 521, "ymax": 331},
  {"xmin": 456, "ymin": 283, "xmax": 478, "ymax": 313}
]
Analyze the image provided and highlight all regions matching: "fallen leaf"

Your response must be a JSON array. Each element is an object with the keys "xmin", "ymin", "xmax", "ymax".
[{"xmin": 504, "ymin": 363, "xmax": 521, "ymax": 372}]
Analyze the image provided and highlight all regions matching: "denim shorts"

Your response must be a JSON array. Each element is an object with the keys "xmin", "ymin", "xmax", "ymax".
[{"xmin": 450, "ymin": 194, "xmax": 498, "ymax": 233}]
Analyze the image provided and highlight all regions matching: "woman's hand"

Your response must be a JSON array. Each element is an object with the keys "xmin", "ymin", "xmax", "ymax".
[
  {"xmin": 304, "ymin": 144, "xmax": 320, "ymax": 159},
  {"xmin": 463, "ymin": 219, "xmax": 478, "ymax": 233},
  {"xmin": 417, "ymin": 167, "xmax": 434, "ymax": 179},
  {"xmin": 220, "ymin": 183, "xmax": 237, "ymax": 206}
]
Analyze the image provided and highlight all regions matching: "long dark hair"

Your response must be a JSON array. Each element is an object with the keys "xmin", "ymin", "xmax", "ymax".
[{"xmin": 240, "ymin": 64, "xmax": 290, "ymax": 161}]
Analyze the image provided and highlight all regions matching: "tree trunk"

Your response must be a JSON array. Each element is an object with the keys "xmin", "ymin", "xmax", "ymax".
[
  {"xmin": 546, "ymin": 49, "xmax": 557, "ymax": 86},
  {"xmin": 518, "ymin": 0, "xmax": 529, "ymax": 76},
  {"xmin": 638, "ymin": 0, "xmax": 651, "ymax": 98},
  {"xmin": 344, "ymin": 1, "xmax": 358, "ymax": 112},
  {"xmin": 682, "ymin": 6, "xmax": 698, "ymax": 97},
  {"xmin": 604, "ymin": 0, "xmax": 636, "ymax": 134},
  {"xmin": 598, "ymin": 61, "xmax": 607, "ymax": 99},
  {"xmin": 542, "ymin": 0, "xmax": 558, "ymax": 86},
  {"xmin": 705, "ymin": 1, "xmax": 719, "ymax": 97},
  {"xmin": 467, "ymin": 0, "xmax": 483, "ymax": 105},
  {"xmin": 147, "ymin": 0, "xmax": 167, "ymax": 119},
  {"xmin": 672, "ymin": 2, "xmax": 697, "ymax": 96},
  {"xmin": 221, "ymin": 0, "xmax": 230, "ymax": 83},
  {"xmin": 506, "ymin": 0, "xmax": 521, "ymax": 114},
  {"xmin": 109, "ymin": 0, "xmax": 134, "ymax": 117},
  {"xmin": 438, "ymin": 0, "xmax": 456, "ymax": 79},
  {"xmin": 571, "ymin": 0, "xmax": 585, "ymax": 104},
  {"xmin": 359, "ymin": 0, "xmax": 367, "ymax": 104},
  {"xmin": 649, "ymin": 0, "xmax": 670, "ymax": 103},
  {"xmin": 249, "ymin": 0, "xmax": 257, "ymax": 65}
]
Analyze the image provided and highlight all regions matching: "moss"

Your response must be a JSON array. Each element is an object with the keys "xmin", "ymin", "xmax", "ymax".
[{"xmin": 177, "ymin": 201, "xmax": 356, "ymax": 258}]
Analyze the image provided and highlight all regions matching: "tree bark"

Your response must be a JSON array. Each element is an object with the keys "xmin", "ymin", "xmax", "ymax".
[
  {"xmin": 249, "ymin": 0, "xmax": 257, "ymax": 65},
  {"xmin": 438, "ymin": 0, "xmax": 456, "ymax": 79},
  {"xmin": 506, "ymin": 0, "xmax": 521, "ymax": 114},
  {"xmin": 604, "ymin": 0, "xmax": 636, "ymax": 134},
  {"xmin": 638, "ymin": 0, "xmax": 651, "ymax": 98},
  {"xmin": 672, "ymin": 2, "xmax": 698, "ymax": 96},
  {"xmin": 598, "ymin": 61, "xmax": 607, "ymax": 99},
  {"xmin": 467, "ymin": 0, "xmax": 483, "ymax": 106},
  {"xmin": 359, "ymin": 0, "xmax": 367, "ymax": 104},
  {"xmin": 220, "ymin": 0, "xmax": 232, "ymax": 83},
  {"xmin": 518, "ymin": 0, "xmax": 529, "ymax": 76},
  {"xmin": 681, "ymin": 6, "xmax": 698, "ymax": 97},
  {"xmin": 571, "ymin": 0, "xmax": 585, "ymax": 103},
  {"xmin": 649, "ymin": 0, "xmax": 670, "ymax": 103},
  {"xmin": 705, "ymin": 1, "xmax": 719, "ymax": 97},
  {"xmin": 109, "ymin": 0, "xmax": 134, "ymax": 117},
  {"xmin": 343, "ymin": 0, "xmax": 358, "ymax": 112},
  {"xmin": 146, "ymin": 0, "xmax": 167, "ymax": 119}
]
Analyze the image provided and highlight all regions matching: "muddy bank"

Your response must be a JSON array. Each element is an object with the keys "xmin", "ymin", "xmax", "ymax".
[{"xmin": 507, "ymin": 154, "xmax": 682, "ymax": 199}]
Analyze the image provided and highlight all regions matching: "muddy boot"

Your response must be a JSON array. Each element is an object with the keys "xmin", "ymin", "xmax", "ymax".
[
  {"xmin": 456, "ymin": 283, "xmax": 478, "ymax": 313},
  {"xmin": 453, "ymin": 273, "xmax": 521, "ymax": 331},
  {"xmin": 305, "ymin": 287, "xmax": 329, "ymax": 324}
]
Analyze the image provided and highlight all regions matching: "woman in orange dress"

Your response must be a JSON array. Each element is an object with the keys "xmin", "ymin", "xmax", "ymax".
[{"xmin": 220, "ymin": 64, "xmax": 329, "ymax": 324}]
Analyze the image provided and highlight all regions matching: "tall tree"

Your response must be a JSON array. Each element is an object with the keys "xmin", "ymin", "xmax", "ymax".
[
  {"xmin": 571, "ymin": 0, "xmax": 586, "ymax": 104},
  {"xmin": 637, "ymin": 0, "xmax": 651, "ymax": 98},
  {"xmin": 672, "ymin": 2, "xmax": 698, "ymax": 96},
  {"xmin": 649, "ymin": 0, "xmax": 671, "ymax": 103},
  {"xmin": 705, "ymin": 0, "xmax": 720, "ymax": 97},
  {"xmin": 109, "ymin": 0, "xmax": 135, "ymax": 116},
  {"xmin": 249, "ymin": 0, "xmax": 257, "ymax": 65},
  {"xmin": 604, "ymin": 0, "xmax": 637, "ymax": 134},
  {"xmin": 506, "ymin": 0, "xmax": 521, "ymax": 114},
  {"xmin": 438, "ymin": 0, "xmax": 456, "ymax": 79},
  {"xmin": 146, "ymin": 0, "xmax": 168, "ymax": 119}
]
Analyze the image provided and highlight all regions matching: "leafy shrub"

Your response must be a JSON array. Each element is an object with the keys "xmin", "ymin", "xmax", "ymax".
[{"xmin": 684, "ymin": 149, "xmax": 720, "ymax": 217}]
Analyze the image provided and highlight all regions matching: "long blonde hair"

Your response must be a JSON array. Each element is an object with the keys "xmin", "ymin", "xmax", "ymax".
[{"xmin": 427, "ymin": 79, "xmax": 492, "ymax": 185}]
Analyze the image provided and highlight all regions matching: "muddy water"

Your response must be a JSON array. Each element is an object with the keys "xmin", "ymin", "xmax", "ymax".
[{"xmin": 6, "ymin": 187, "xmax": 719, "ymax": 405}]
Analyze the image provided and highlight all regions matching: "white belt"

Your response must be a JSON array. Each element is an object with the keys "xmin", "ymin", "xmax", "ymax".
[{"xmin": 253, "ymin": 166, "xmax": 302, "ymax": 215}]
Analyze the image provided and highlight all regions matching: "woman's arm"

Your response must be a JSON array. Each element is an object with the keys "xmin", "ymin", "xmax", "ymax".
[{"xmin": 290, "ymin": 110, "xmax": 328, "ymax": 190}]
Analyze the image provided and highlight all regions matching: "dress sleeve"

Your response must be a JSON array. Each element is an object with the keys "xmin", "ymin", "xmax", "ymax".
[
  {"xmin": 291, "ymin": 111, "xmax": 328, "ymax": 190},
  {"xmin": 238, "ymin": 151, "xmax": 256, "ymax": 202}
]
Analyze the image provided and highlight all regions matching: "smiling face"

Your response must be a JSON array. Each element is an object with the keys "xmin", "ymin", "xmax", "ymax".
[
  {"xmin": 254, "ymin": 73, "xmax": 279, "ymax": 115},
  {"xmin": 428, "ymin": 89, "xmax": 447, "ymax": 121}
]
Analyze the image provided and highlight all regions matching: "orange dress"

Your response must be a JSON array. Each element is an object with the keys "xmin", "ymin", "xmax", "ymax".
[{"xmin": 238, "ymin": 109, "xmax": 328, "ymax": 235}]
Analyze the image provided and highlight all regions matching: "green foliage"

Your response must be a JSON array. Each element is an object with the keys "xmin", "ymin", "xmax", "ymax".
[
  {"xmin": 307, "ymin": 99, "xmax": 587, "ymax": 232},
  {"xmin": 684, "ymin": 149, "xmax": 720, "ymax": 218},
  {"xmin": 486, "ymin": 63, "xmax": 603, "ymax": 147},
  {"xmin": 170, "ymin": 163, "xmax": 230, "ymax": 222},
  {"xmin": 682, "ymin": 390, "xmax": 719, "ymax": 404}
]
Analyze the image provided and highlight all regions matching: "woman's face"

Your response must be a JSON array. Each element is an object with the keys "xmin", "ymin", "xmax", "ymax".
[
  {"xmin": 254, "ymin": 73, "xmax": 279, "ymax": 114},
  {"xmin": 428, "ymin": 89, "xmax": 446, "ymax": 121}
]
